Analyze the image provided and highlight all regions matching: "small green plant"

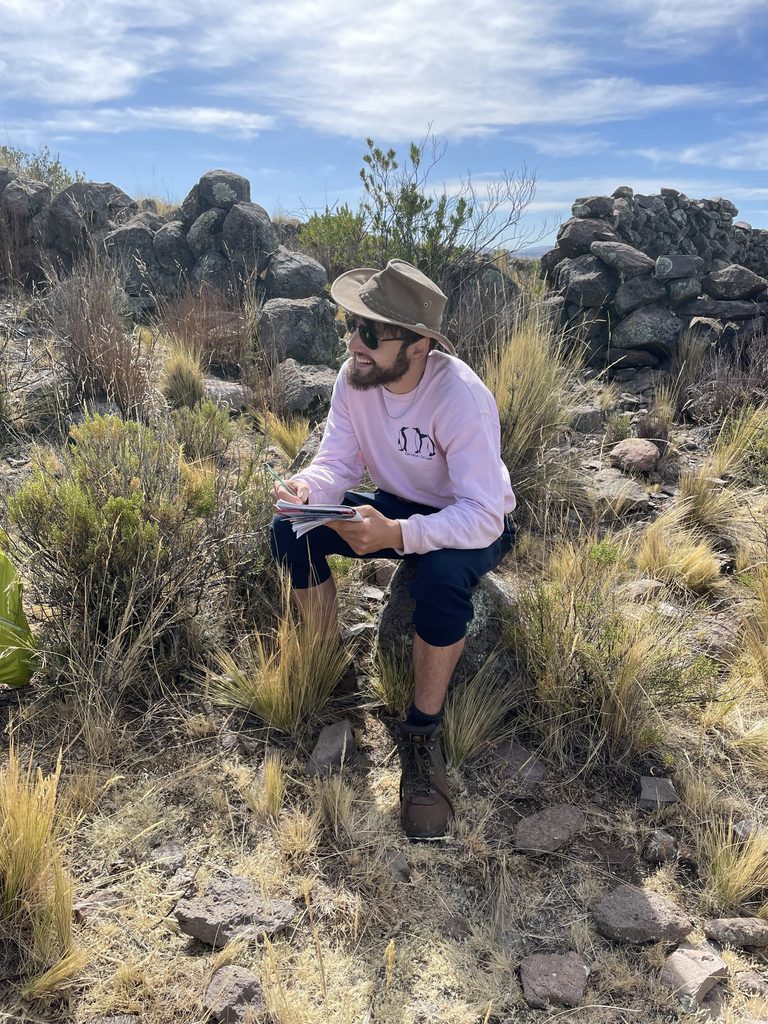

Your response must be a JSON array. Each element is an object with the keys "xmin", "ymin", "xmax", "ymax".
[
  {"xmin": 171, "ymin": 400, "xmax": 235, "ymax": 462},
  {"xmin": 605, "ymin": 413, "xmax": 632, "ymax": 443}
]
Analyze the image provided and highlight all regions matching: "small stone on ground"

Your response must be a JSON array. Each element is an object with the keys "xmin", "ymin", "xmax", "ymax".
[{"xmin": 520, "ymin": 952, "xmax": 590, "ymax": 1009}]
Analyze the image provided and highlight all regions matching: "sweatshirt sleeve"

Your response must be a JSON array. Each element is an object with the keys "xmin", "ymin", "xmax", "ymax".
[
  {"xmin": 398, "ymin": 406, "xmax": 506, "ymax": 555},
  {"xmin": 291, "ymin": 366, "xmax": 365, "ymax": 504}
]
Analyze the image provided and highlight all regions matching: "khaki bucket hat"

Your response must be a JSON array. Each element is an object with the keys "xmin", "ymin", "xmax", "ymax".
[{"xmin": 330, "ymin": 258, "xmax": 457, "ymax": 356}]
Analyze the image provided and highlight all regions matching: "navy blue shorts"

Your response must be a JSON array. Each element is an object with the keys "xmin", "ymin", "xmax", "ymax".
[{"xmin": 269, "ymin": 489, "xmax": 516, "ymax": 647}]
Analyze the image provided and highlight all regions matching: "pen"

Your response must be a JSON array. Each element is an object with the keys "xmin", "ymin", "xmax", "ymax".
[{"xmin": 264, "ymin": 463, "xmax": 300, "ymax": 495}]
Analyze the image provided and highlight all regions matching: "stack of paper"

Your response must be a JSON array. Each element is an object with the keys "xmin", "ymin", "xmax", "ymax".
[{"xmin": 274, "ymin": 499, "xmax": 363, "ymax": 538}]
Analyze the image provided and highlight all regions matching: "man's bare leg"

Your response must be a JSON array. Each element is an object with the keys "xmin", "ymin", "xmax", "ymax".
[
  {"xmin": 412, "ymin": 634, "xmax": 465, "ymax": 716},
  {"xmin": 292, "ymin": 575, "xmax": 339, "ymax": 640}
]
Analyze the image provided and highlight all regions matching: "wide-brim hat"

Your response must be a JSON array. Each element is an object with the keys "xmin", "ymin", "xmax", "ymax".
[{"xmin": 330, "ymin": 258, "xmax": 457, "ymax": 356}]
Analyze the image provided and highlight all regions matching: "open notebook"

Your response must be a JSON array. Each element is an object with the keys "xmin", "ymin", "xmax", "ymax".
[{"xmin": 273, "ymin": 499, "xmax": 363, "ymax": 538}]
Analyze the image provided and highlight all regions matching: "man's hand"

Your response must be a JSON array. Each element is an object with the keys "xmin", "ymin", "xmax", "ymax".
[
  {"xmin": 328, "ymin": 504, "xmax": 403, "ymax": 555},
  {"xmin": 270, "ymin": 477, "xmax": 310, "ymax": 507}
]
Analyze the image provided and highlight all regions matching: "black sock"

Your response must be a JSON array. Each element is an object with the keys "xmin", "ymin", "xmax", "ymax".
[{"xmin": 406, "ymin": 702, "xmax": 443, "ymax": 729}]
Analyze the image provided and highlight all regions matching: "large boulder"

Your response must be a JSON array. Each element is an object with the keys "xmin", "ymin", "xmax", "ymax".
[
  {"xmin": 98, "ymin": 182, "xmax": 138, "ymax": 224},
  {"xmin": 654, "ymin": 254, "xmax": 706, "ymax": 281},
  {"xmin": 191, "ymin": 251, "xmax": 234, "ymax": 293},
  {"xmin": 375, "ymin": 564, "xmax": 518, "ymax": 687},
  {"xmin": 558, "ymin": 218, "xmax": 618, "ymax": 257},
  {"xmin": 591, "ymin": 241, "xmax": 655, "ymax": 279},
  {"xmin": 667, "ymin": 277, "xmax": 701, "ymax": 304},
  {"xmin": 610, "ymin": 305, "xmax": 681, "ymax": 355},
  {"xmin": 45, "ymin": 182, "xmax": 111, "ymax": 257},
  {"xmin": 222, "ymin": 202, "xmax": 278, "ymax": 279},
  {"xmin": 612, "ymin": 276, "xmax": 667, "ymax": 316},
  {"xmin": 187, "ymin": 208, "xmax": 227, "ymax": 257},
  {"xmin": 104, "ymin": 222, "xmax": 159, "ymax": 295},
  {"xmin": 198, "ymin": 170, "xmax": 250, "ymax": 211},
  {"xmin": 178, "ymin": 182, "xmax": 206, "ymax": 231},
  {"xmin": 1, "ymin": 177, "xmax": 50, "ymax": 222},
  {"xmin": 258, "ymin": 297, "xmax": 338, "ymax": 364},
  {"xmin": 272, "ymin": 358, "xmax": 337, "ymax": 419},
  {"xmin": 703, "ymin": 264, "xmax": 768, "ymax": 300},
  {"xmin": 572, "ymin": 195, "xmax": 614, "ymax": 219},
  {"xmin": 678, "ymin": 297, "xmax": 764, "ymax": 320},
  {"xmin": 0, "ymin": 167, "xmax": 19, "ymax": 194},
  {"xmin": 153, "ymin": 220, "xmax": 194, "ymax": 277},
  {"xmin": 556, "ymin": 255, "xmax": 617, "ymax": 307},
  {"xmin": 264, "ymin": 246, "xmax": 328, "ymax": 300}
]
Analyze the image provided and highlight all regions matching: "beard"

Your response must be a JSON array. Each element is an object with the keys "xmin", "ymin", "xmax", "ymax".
[{"xmin": 346, "ymin": 344, "xmax": 411, "ymax": 391}]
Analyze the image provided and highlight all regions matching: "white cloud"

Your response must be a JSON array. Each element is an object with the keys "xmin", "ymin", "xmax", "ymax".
[
  {"xmin": 637, "ymin": 135, "xmax": 768, "ymax": 172},
  {"xmin": 613, "ymin": 0, "xmax": 767, "ymax": 48},
  {"xmin": 512, "ymin": 132, "xmax": 611, "ymax": 157},
  {"xmin": 4, "ymin": 106, "xmax": 273, "ymax": 141},
  {"xmin": 0, "ymin": 0, "xmax": 763, "ymax": 141}
]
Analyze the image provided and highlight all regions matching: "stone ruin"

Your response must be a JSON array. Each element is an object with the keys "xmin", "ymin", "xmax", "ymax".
[{"xmin": 539, "ymin": 187, "xmax": 768, "ymax": 393}]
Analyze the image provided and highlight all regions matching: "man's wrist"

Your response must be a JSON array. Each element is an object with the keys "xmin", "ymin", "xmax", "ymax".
[{"xmin": 389, "ymin": 518, "xmax": 404, "ymax": 550}]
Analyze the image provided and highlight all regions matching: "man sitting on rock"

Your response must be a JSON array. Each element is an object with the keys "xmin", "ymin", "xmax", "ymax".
[{"xmin": 270, "ymin": 258, "xmax": 516, "ymax": 840}]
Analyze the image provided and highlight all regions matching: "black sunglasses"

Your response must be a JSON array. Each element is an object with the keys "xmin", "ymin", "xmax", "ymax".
[{"xmin": 345, "ymin": 314, "xmax": 404, "ymax": 350}]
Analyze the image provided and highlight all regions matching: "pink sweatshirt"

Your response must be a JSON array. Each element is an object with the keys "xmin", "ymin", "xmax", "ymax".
[{"xmin": 293, "ymin": 352, "xmax": 517, "ymax": 555}]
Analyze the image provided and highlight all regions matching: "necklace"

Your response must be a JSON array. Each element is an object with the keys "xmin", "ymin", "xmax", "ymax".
[{"xmin": 381, "ymin": 374, "xmax": 424, "ymax": 420}]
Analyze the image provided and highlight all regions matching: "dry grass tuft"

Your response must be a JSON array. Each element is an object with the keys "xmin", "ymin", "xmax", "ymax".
[
  {"xmin": 258, "ymin": 409, "xmax": 310, "ymax": 461},
  {"xmin": 0, "ymin": 744, "xmax": 87, "ymax": 994},
  {"xmin": 209, "ymin": 582, "xmax": 351, "ymax": 735},
  {"xmin": 370, "ymin": 646, "xmax": 414, "ymax": 717},
  {"xmin": 161, "ymin": 341, "xmax": 204, "ymax": 409},
  {"xmin": 633, "ymin": 508, "xmax": 724, "ymax": 596},
  {"xmin": 443, "ymin": 654, "xmax": 516, "ymax": 767},
  {"xmin": 697, "ymin": 817, "xmax": 768, "ymax": 916}
]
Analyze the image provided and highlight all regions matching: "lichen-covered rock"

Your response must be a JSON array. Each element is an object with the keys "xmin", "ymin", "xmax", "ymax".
[
  {"xmin": 198, "ymin": 169, "xmax": 251, "ymax": 211},
  {"xmin": 704, "ymin": 917, "xmax": 768, "ymax": 948},
  {"xmin": 556, "ymin": 255, "xmax": 617, "ymax": 307},
  {"xmin": 654, "ymin": 254, "xmax": 706, "ymax": 280},
  {"xmin": 1, "ymin": 177, "xmax": 50, "ymax": 221},
  {"xmin": 572, "ymin": 195, "xmax": 614, "ymax": 219},
  {"xmin": 104, "ymin": 222, "xmax": 159, "ymax": 295},
  {"xmin": 591, "ymin": 240, "xmax": 655, "ymax": 278},
  {"xmin": 613, "ymin": 275, "xmax": 667, "ymax": 316},
  {"xmin": 667, "ymin": 277, "xmax": 701, "ymax": 304},
  {"xmin": 703, "ymin": 264, "xmax": 768, "ymax": 300},
  {"xmin": 187, "ymin": 208, "xmax": 227, "ymax": 257},
  {"xmin": 272, "ymin": 358, "xmax": 337, "ymax": 419},
  {"xmin": 154, "ymin": 220, "xmax": 194, "ymax": 277}
]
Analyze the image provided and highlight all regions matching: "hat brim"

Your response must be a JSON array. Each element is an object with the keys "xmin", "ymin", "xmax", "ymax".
[{"xmin": 330, "ymin": 267, "xmax": 457, "ymax": 356}]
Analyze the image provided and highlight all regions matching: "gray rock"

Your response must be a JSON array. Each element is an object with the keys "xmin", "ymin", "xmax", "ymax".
[
  {"xmin": 592, "ymin": 883, "xmax": 693, "ymax": 943},
  {"xmin": 154, "ymin": 220, "xmax": 194, "ymax": 277},
  {"xmin": 440, "ymin": 915, "xmax": 472, "ymax": 940},
  {"xmin": 264, "ymin": 246, "xmax": 328, "ymax": 300},
  {"xmin": 203, "ymin": 377, "xmax": 254, "ymax": 412},
  {"xmin": 570, "ymin": 405, "xmax": 604, "ymax": 432},
  {"xmin": 736, "ymin": 971, "xmax": 768, "ymax": 998},
  {"xmin": 272, "ymin": 358, "xmax": 337, "ymax": 419},
  {"xmin": 376, "ymin": 564, "xmax": 518, "ymax": 687},
  {"xmin": 612, "ymin": 275, "xmax": 668, "ymax": 316},
  {"xmin": 174, "ymin": 875, "xmax": 295, "ymax": 947},
  {"xmin": 203, "ymin": 965, "xmax": 264, "ymax": 1023},
  {"xmin": 678, "ymin": 298, "xmax": 765, "ymax": 320},
  {"xmin": 556, "ymin": 255, "xmax": 618, "ymax": 307},
  {"xmin": 620, "ymin": 579, "xmax": 665, "ymax": 602},
  {"xmin": 572, "ymin": 195, "xmax": 614, "ymax": 219},
  {"xmin": 520, "ymin": 952, "xmax": 590, "ymax": 1009},
  {"xmin": 703, "ymin": 264, "xmax": 768, "ymax": 300},
  {"xmin": 558, "ymin": 218, "xmax": 618, "ymax": 257},
  {"xmin": 305, "ymin": 719, "xmax": 356, "ymax": 776},
  {"xmin": 667, "ymin": 277, "xmax": 701, "ymax": 304},
  {"xmin": 591, "ymin": 241, "xmax": 655, "ymax": 278},
  {"xmin": 289, "ymin": 419, "xmax": 325, "ymax": 473},
  {"xmin": 198, "ymin": 170, "xmax": 251, "ymax": 211},
  {"xmin": 660, "ymin": 942, "xmax": 727, "ymax": 1006},
  {"xmin": 1, "ymin": 177, "xmax": 50, "ymax": 221},
  {"xmin": 222, "ymin": 202, "xmax": 278, "ymax": 279},
  {"xmin": 147, "ymin": 842, "xmax": 187, "ymax": 878},
  {"xmin": 178, "ymin": 182, "xmax": 206, "ymax": 231},
  {"xmin": 611, "ymin": 305, "xmax": 681, "ymax": 355},
  {"xmin": 381, "ymin": 846, "xmax": 411, "ymax": 882},
  {"xmin": 655, "ymin": 254, "xmax": 706, "ymax": 280},
  {"xmin": 613, "ymin": 185, "xmax": 634, "ymax": 199},
  {"xmin": 704, "ymin": 917, "xmax": 768, "ymax": 948},
  {"xmin": 490, "ymin": 739, "xmax": 547, "ymax": 796},
  {"xmin": 187, "ymin": 208, "xmax": 227, "ymax": 257},
  {"xmin": 606, "ymin": 347, "xmax": 659, "ymax": 368},
  {"xmin": 642, "ymin": 829, "xmax": 677, "ymax": 864},
  {"xmin": 637, "ymin": 776, "xmax": 679, "ymax": 810},
  {"xmin": 514, "ymin": 804, "xmax": 585, "ymax": 854},
  {"xmin": 0, "ymin": 167, "xmax": 19, "ymax": 194},
  {"xmin": 258, "ymin": 297, "xmax": 339, "ymax": 365},
  {"xmin": 590, "ymin": 468, "xmax": 652, "ymax": 516},
  {"xmin": 192, "ymin": 251, "xmax": 234, "ymax": 294},
  {"xmin": 104, "ymin": 222, "xmax": 159, "ymax": 295},
  {"xmin": 609, "ymin": 438, "xmax": 660, "ymax": 474},
  {"xmin": 44, "ymin": 182, "xmax": 111, "ymax": 257}
]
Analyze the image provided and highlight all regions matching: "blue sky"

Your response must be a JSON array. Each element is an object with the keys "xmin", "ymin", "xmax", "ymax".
[{"xmin": 2, "ymin": 0, "xmax": 767, "ymax": 251}]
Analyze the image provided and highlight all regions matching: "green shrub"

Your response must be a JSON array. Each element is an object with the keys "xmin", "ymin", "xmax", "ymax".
[
  {"xmin": 0, "ymin": 144, "xmax": 84, "ymax": 194},
  {"xmin": 298, "ymin": 204, "xmax": 371, "ymax": 283},
  {"xmin": 605, "ymin": 412, "xmax": 632, "ymax": 443},
  {"xmin": 6, "ymin": 415, "xmax": 233, "ymax": 691},
  {"xmin": 171, "ymin": 399, "xmax": 235, "ymax": 461}
]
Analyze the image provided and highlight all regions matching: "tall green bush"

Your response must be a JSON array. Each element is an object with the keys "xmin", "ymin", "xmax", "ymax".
[{"xmin": 0, "ymin": 144, "xmax": 84, "ymax": 194}]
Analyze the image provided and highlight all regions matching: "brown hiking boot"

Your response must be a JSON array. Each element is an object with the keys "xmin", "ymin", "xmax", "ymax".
[{"xmin": 395, "ymin": 721, "xmax": 453, "ymax": 840}]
